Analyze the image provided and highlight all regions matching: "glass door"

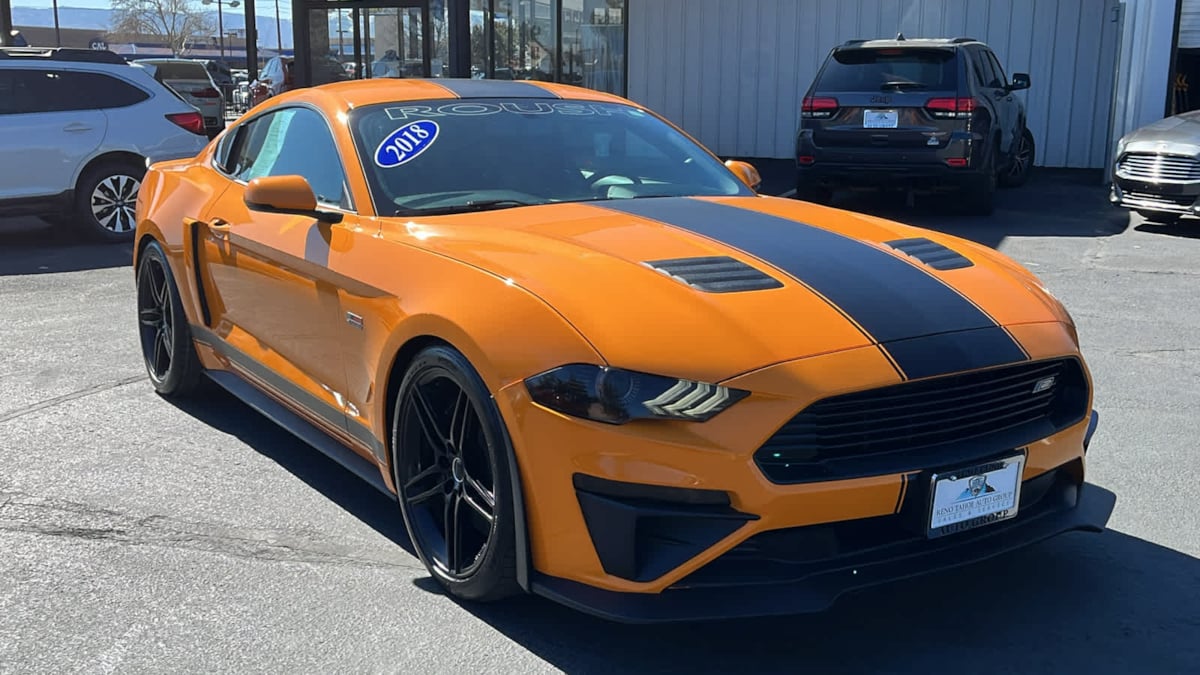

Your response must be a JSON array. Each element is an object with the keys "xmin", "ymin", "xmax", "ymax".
[{"xmin": 305, "ymin": 1, "xmax": 432, "ymax": 85}]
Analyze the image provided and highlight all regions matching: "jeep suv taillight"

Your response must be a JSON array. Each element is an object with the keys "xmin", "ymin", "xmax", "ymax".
[
  {"xmin": 166, "ymin": 111, "xmax": 206, "ymax": 135},
  {"xmin": 192, "ymin": 87, "xmax": 222, "ymax": 98},
  {"xmin": 925, "ymin": 97, "xmax": 977, "ymax": 119},
  {"xmin": 801, "ymin": 96, "xmax": 839, "ymax": 119}
]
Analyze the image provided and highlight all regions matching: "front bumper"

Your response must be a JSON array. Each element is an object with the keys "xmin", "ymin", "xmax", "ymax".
[
  {"xmin": 532, "ymin": 466, "xmax": 1114, "ymax": 623},
  {"xmin": 1110, "ymin": 176, "xmax": 1200, "ymax": 214}
]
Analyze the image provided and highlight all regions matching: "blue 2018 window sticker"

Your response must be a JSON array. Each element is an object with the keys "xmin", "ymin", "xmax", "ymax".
[{"xmin": 374, "ymin": 120, "xmax": 439, "ymax": 168}]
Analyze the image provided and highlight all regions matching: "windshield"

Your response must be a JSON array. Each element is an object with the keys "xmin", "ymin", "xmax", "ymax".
[
  {"xmin": 349, "ymin": 98, "xmax": 752, "ymax": 216},
  {"xmin": 815, "ymin": 48, "xmax": 958, "ymax": 92}
]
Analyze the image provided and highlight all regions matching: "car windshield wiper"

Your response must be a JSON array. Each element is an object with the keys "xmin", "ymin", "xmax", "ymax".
[{"xmin": 393, "ymin": 199, "xmax": 540, "ymax": 216}]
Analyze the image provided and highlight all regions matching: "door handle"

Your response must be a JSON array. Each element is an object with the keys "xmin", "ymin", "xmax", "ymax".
[
  {"xmin": 62, "ymin": 123, "xmax": 92, "ymax": 132},
  {"xmin": 209, "ymin": 217, "xmax": 232, "ymax": 233}
]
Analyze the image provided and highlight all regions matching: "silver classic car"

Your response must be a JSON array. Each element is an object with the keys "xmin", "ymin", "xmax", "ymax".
[{"xmin": 1111, "ymin": 112, "xmax": 1200, "ymax": 224}]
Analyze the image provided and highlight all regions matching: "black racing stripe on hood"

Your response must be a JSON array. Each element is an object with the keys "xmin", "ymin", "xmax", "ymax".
[
  {"xmin": 595, "ymin": 197, "xmax": 1027, "ymax": 379},
  {"xmin": 432, "ymin": 79, "xmax": 560, "ymax": 99}
]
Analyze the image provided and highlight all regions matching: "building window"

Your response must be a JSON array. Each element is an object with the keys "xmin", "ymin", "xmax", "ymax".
[{"xmin": 469, "ymin": 0, "xmax": 626, "ymax": 96}]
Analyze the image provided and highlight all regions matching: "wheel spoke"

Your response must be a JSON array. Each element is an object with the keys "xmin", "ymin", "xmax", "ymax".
[
  {"xmin": 155, "ymin": 277, "xmax": 168, "ymax": 308},
  {"xmin": 410, "ymin": 384, "xmax": 449, "ymax": 455},
  {"xmin": 153, "ymin": 330, "xmax": 168, "ymax": 374},
  {"xmin": 444, "ymin": 493, "xmax": 462, "ymax": 572},
  {"xmin": 448, "ymin": 388, "xmax": 472, "ymax": 453},
  {"xmin": 405, "ymin": 476, "xmax": 448, "ymax": 506},
  {"xmin": 461, "ymin": 482, "xmax": 494, "ymax": 524},
  {"xmin": 139, "ymin": 308, "xmax": 162, "ymax": 326},
  {"xmin": 464, "ymin": 475, "xmax": 495, "ymax": 512}
]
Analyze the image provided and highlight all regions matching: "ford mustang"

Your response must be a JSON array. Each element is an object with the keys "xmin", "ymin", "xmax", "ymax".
[{"xmin": 133, "ymin": 78, "xmax": 1115, "ymax": 622}]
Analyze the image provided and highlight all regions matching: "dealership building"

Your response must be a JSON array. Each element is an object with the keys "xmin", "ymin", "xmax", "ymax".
[
  {"xmin": 285, "ymin": 0, "xmax": 1195, "ymax": 171},
  {"xmin": 0, "ymin": 0, "xmax": 1187, "ymax": 170}
]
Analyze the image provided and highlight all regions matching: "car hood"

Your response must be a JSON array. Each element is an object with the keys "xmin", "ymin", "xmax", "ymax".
[
  {"xmin": 1120, "ymin": 111, "xmax": 1200, "ymax": 155},
  {"xmin": 387, "ymin": 196, "xmax": 1067, "ymax": 383}
]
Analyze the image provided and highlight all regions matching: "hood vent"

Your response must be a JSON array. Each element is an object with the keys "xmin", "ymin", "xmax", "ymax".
[
  {"xmin": 883, "ymin": 237, "xmax": 973, "ymax": 270},
  {"xmin": 643, "ymin": 256, "xmax": 783, "ymax": 293}
]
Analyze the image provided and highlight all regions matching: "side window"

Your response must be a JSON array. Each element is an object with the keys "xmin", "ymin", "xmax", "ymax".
[
  {"xmin": 0, "ymin": 69, "xmax": 71, "ymax": 114},
  {"xmin": 63, "ymin": 72, "xmax": 150, "ymax": 109},
  {"xmin": 966, "ymin": 47, "xmax": 991, "ymax": 90},
  {"xmin": 230, "ymin": 107, "xmax": 351, "ymax": 209},
  {"xmin": 0, "ymin": 71, "xmax": 25, "ymax": 114},
  {"xmin": 985, "ymin": 51, "xmax": 1009, "ymax": 88}
]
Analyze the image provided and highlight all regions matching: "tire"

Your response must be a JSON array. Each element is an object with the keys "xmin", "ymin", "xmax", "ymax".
[
  {"xmin": 392, "ymin": 345, "xmax": 521, "ymax": 602},
  {"xmin": 999, "ymin": 127, "xmax": 1035, "ymax": 188},
  {"xmin": 960, "ymin": 149, "xmax": 997, "ymax": 216},
  {"xmin": 795, "ymin": 182, "xmax": 833, "ymax": 205},
  {"xmin": 136, "ymin": 240, "xmax": 205, "ymax": 396},
  {"xmin": 73, "ymin": 159, "xmax": 146, "ymax": 243},
  {"xmin": 1137, "ymin": 209, "xmax": 1181, "ymax": 224}
]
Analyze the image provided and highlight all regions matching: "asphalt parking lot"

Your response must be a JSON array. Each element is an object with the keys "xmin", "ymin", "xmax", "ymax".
[{"xmin": 1, "ymin": 170, "xmax": 1198, "ymax": 673}]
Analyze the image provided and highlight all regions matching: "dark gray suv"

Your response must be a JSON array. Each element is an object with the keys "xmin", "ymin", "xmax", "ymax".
[{"xmin": 795, "ymin": 36, "xmax": 1034, "ymax": 215}]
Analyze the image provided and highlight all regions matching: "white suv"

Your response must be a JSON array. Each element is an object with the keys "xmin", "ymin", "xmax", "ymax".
[{"xmin": 0, "ymin": 47, "xmax": 209, "ymax": 242}]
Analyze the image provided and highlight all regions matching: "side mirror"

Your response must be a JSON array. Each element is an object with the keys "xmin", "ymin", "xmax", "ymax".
[
  {"xmin": 1009, "ymin": 73, "xmax": 1031, "ymax": 91},
  {"xmin": 725, "ymin": 159, "xmax": 762, "ymax": 192},
  {"xmin": 244, "ymin": 175, "xmax": 342, "ymax": 223}
]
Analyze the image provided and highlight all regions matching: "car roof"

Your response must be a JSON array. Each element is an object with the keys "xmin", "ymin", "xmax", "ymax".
[
  {"xmin": 837, "ymin": 36, "xmax": 983, "ymax": 50},
  {"xmin": 260, "ymin": 77, "xmax": 631, "ymax": 115}
]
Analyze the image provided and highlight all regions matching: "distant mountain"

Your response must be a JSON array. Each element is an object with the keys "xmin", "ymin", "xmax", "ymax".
[{"xmin": 12, "ymin": 5, "xmax": 294, "ymax": 48}]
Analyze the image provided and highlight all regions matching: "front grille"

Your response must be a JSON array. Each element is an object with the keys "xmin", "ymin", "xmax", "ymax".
[
  {"xmin": 1117, "ymin": 153, "xmax": 1200, "ymax": 182},
  {"xmin": 1124, "ymin": 191, "xmax": 1195, "ymax": 208},
  {"xmin": 754, "ymin": 358, "xmax": 1089, "ymax": 484}
]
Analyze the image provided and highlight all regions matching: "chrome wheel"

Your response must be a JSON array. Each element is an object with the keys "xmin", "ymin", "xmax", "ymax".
[
  {"xmin": 397, "ymin": 371, "xmax": 498, "ymax": 580},
  {"xmin": 91, "ymin": 174, "xmax": 140, "ymax": 234},
  {"xmin": 137, "ymin": 255, "xmax": 174, "ymax": 382}
]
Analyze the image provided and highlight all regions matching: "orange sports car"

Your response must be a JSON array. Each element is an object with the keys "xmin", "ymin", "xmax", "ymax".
[{"xmin": 133, "ymin": 78, "xmax": 1115, "ymax": 622}]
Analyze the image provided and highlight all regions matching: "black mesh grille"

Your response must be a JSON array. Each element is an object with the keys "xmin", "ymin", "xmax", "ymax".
[
  {"xmin": 883, "ymin": 237, "xmax": 973, "ymax": 270},
  {"xmin": 754, "ymin": 358, "xmax": 1089, "ymax": 484},
  {"xmin": 643, "ymin": 256, "xmax": 783, "ymax": 293}
]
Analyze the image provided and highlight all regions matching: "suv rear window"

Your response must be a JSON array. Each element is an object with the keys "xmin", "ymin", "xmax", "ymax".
[
  {"xmin": 815, "ymin": 48, "xmax": 958, "ymax": 92},
  {"xmin": 144, "ymin": 61, "xmax": 209, "ymax": 80}
]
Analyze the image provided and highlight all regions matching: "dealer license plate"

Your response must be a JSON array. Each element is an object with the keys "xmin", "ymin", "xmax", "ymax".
[
  {"xmin": 863, "ymin": 110, "xmax": 898, "ymax": 128},
  {"xmin": 927, "ymin": 454, "xmax": 1025, "ymax": 538}
]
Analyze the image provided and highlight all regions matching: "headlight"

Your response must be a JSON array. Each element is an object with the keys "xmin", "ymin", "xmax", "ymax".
[
  {"xmin": 524, "ymin": 364, "xmax": 750, "ymax": 425},
  {"xmin": 1115, "ymin": 136, "xmax": 1128, "ymax": 159}
]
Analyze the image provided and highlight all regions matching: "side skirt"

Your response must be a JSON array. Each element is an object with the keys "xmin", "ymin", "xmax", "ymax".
[{"xmin": 205, "ymin": 369, "xmax": 393, "ymax": 498}]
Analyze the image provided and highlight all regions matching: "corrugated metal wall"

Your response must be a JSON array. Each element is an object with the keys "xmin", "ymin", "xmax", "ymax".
[
  {"xmin": 628, "ymin": 0, "xmax": 1124, "ymax": 168},
  {"xmin": 1177, "ymin": 0, "xmax": 1200, "ymax": 48}
]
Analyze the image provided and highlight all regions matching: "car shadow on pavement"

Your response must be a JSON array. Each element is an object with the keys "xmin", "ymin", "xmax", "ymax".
[
  {"xmin": 1135, "ymin": 220, "xmax": 1200, "ymax": 239},
  {"xmin": 0, "ymin": 217, "xmax": 133, "ymax": 275},
  {"xmin": 454, "ymin": 528, "xmax": 1199, "ymax": 674},
  {"xmin": 763, "ymin": 168, "xmax": 1131, "ymax": 250},
  {"xmin": 160, "ymin": 384, "xmax": 1200, "ymax": 673},
  {"xmin": 162, "ymin": 383, "xmax": 416, "ymax": 557}
]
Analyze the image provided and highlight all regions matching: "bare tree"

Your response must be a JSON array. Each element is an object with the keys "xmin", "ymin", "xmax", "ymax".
[{"xmin": 111, "ymin": 0, "xmax": 213, "ymax": 56}]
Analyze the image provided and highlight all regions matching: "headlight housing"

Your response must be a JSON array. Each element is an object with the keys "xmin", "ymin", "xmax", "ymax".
[{"xmin": 524, "ymin": 364, "xmax": 750, "ymax": 425}]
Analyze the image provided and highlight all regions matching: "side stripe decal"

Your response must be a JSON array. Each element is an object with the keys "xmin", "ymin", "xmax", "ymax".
[
  {"xmin": 432, "ymin": 79, "xmax": 560, "ymax": 99},
  {"xmin": 191, "ymin": 325, "xmax": 386, "ymax": 461},
  {"xmin": 595, "ymin": 197, "xmax": 1027, "ymax": 379}
]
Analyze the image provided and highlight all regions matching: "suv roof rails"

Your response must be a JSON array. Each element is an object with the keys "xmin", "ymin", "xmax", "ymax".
[
  {"xmin": 0, "ymin": 47, "xmax": 128, "ymax": 65},
  {"xmin": 841, "ymin": 39, "xmax": 869, "ymax": 47},
  {"xmin": 950, "ymin": 36, "xmax": 980, "ymax": 44}
]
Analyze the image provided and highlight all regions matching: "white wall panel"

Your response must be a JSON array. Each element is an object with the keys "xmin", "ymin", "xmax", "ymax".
[{"xmin": 628, "ymin": 0, "xmax": 1124, "ymax": 168}]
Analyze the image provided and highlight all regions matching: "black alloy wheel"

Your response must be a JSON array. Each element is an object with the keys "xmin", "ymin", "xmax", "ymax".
[
  {"xmin": 1000, "ymin": 127, "xmax": 1036, "ymax": 188},
  {"xmin": 393, "ymin": 345, "xmax": 520, "ymax": 602},
  {"xmin": 136, "ymin": 241, "xmax": 204, "ymax": 396}
]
